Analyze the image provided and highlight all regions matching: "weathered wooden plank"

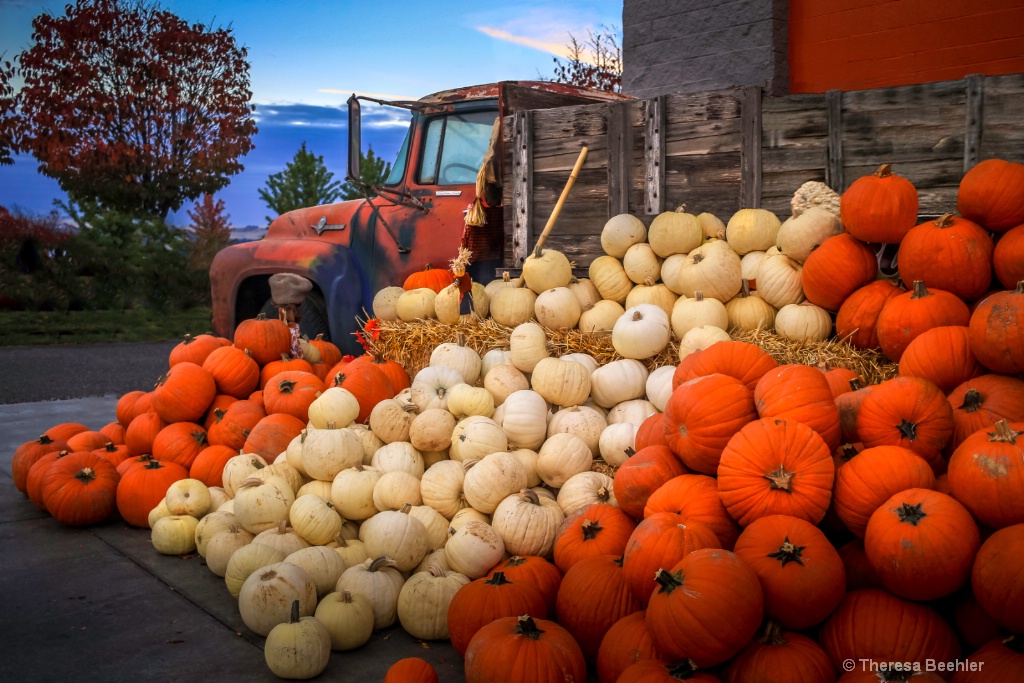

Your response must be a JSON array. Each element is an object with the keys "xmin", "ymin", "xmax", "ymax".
[
  {"xmin": 664, "ymin": 132, "xmax": 743, "ymax": 156},
  {"xmin": 607, "ymin": 102, "xmax": 632, "ymax": 217},
  {"xmin": 663, "ymin": 89, "xmax": 743, "ymax": 123},
  {"xmin": 529, "ymin": 106, "xmax": 609, "ymax": 140},
  {"xmin": 511, "ymin": 110, "xmax": 533, "ymax": 268},
  {"xmin": 741, "ymin": 85, "xmax": 763, "ymax": 209},
  {"xmin": 762, "ymin": 148, "xmax": 833, "ymax": 173},
  {"xmin": 645, "ymin": 96, "xmax": 666, "ymax": 215},
  {"xmin": 826, "ymin": 89, "xmax": 844, "ymax": 192}
]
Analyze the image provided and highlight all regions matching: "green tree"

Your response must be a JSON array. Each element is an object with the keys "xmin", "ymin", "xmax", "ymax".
[
  {"xmin": 258, "ymin": 142, "xmax": 343, "ymax": 224},
  {"xmin": 340, "ymin": 146, "xmax": 393, "ymax": 200},
  {"xmin": 549, "ymin": 25, "xmax": 623, "ymax": 93},
  {"xmin": 12, "ymin": 0, "xmax": 257, "ymax": 218}
]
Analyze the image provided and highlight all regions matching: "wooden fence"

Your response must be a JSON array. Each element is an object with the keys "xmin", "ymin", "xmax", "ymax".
[{"xmin": 500, "ymin": 73, "xmax": 1024, "ymax": 268}]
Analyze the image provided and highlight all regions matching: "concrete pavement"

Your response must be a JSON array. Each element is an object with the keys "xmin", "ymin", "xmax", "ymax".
[{"xmin": 0, "ymin": 396, "xmax": 467, "ymax": 682}]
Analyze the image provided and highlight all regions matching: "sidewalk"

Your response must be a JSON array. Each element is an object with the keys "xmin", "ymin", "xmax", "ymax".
[{"xmin": 0, "ymin": 396, "xmax": 466, "ymax": 682}]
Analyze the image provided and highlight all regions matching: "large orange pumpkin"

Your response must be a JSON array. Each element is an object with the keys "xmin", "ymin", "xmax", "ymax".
[
  {"xmin": 115, "ymin": 459, "xmax": 189, "ymax": 528},
  {"xmin": 262, "ymin": 370, "xmax": 325, "ymax": 421},
  {"xmin": 11, "ymin": 434, "xmax": 68, "ymax": 494},
  {"xmin": 383, "ymin": 658, "xmax": 438, "ymax": 683},
  {"xmin": 612, "ymin": 445, "xmax": 688, "ymax": 520},
  {"xmin": 801, "ymin": 233, "xmax": 878, "ymax": 312},
  {"xmin": 621, "ymin": 512, "xmax": 720, "ymax": 606},
  {"xmin": 403, "ymin": 263, "xmax": 456, "ymax": 293},
  {"xmin": 329, "ymin": 361, "xmax": 394, "ymax": 423},
  {"xmin": 124, "ymin": 411, "xmax": 168, "ymax": 457},
  {"xmin": 953, "ymin": 635, "xmax": 1024, "ymax": 683},
  {"xmin": 41, "ymin": 451, "xmax": 120, "ymax": 527},
  {"xmin": 876, "ymin": 281, "xmax": 971, "ymax": 362},
  {"xmin": 835, "ymin": 278, "xmax": 904, "ymax": 350},
  {"xmin": 189, "ymin": 444, "xmax": 238, "ymax": 488},
  {"xmin": 151, "ymin": 421, "xmax": 208, "ymax": 470},
  {"xmin": 841, "ymin": 163, "xmax": 919, "ymax": 243},
  {"xmin": 672, "ymin": 340, "xmax": 778, "ymax": 391},
  {"xmin": 233, "ymin": 313, "xmax": 291, "ymax": 366},
  {"xmin": 864, "ymin": 488, "xmax": 980, "ymax": 601},
  {"xmin": 645, "ymin": 548, "xmax": 764, "ymax": 667},
  {"xmin": 616, "ymin": 660, "xmax": 721, "ymax": 682},
  {"xmin": 898, "ymin": 326, "xmax": 982, "ymax": 395},
  {"xmin": 722, "ymin": 622, "xmax": 836, "ymax": 683},
  {"xmin": 202, "ymin": 345, "xmax": 260, "ymax": 399},
  {"xmin": 733, "ymin": 515, "xmax": 846, "ymax": 630},
  {"xmin": 555, "ymin": 555, "xmax": 641, "ymax": 664},
  {"xmin": 463, "ymin": 615, "xmax": 586, "ymax": 683},
  {"xmin": 552, "ymin": 503, "xmax": 637, "ymax": 574},
  {"xmin": 956, "ymin": 158, "xmax": 1024, "ymax": 233},
  {"xmin": 484, "ymin": 555, "xmax": 562, "ymax": 619},
  {"xmin": 242, "ymin": 413, "xmax": 305, "ymax": 463},
  {"xmin": 856, "ymin": 376, "xmax": 953, "ymax": 473},
  {"xmin": 643, "ymin": 474, "xmax": 741, "ymax": 550},
  {"xmin": 947, "ymin": 420, "xmax": 1024, "ymax": 529},
  {"xmin": 971, "ymin": 524, "xmax": 1024, "ymax": 634},
  {"xmin": 754, "ymin": 363, "xmax": 841, "ymax": 452},
  {"xmin": 259, "ymin": 355, "xmax": 314, "ymax": 389},
  {"xmin": 206, "ymin": 399, "xmax": 266, "ymax": 451},
  {"xmin": 898, "ymin": 213, "xmax": 994, "ymax": 302},
  {"xmin": 717, "ymin": 417, "xmax": 835, "ymax": 527},
  {"xmin": 168, "ymin": 333, "xmax": 223, "ymax": 367},
  {"xmin": 448, "ymin": 571, "xmax": 548, "ymax": 656},
  {"xmin": 152, "ymin": 362, "xmax": 217, "ymax": 424},
  {"xmin": 595, "ymin": 610, "xmax": 659, "ymax": 683},
  {"xmin": 993, "ymin": 223, "xmax": 1024, "ymax": 289},
  {"xmin": 968, "ymin": 281, "xmax": 1024, "ymax": 375},
  {"xmin": 115, "ymin": 391, "xmax": 147, "ymax": 428}
]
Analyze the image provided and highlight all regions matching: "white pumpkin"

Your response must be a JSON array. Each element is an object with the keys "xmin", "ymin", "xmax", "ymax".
[
  {"xmin": 756, "ymin": 246, "xmax": 806, "ymax": 308},
  {"xmin": 408, "ymin": 408, "xmax": 457, "ymax": 452},
  {"xmin": 446, "ymin": 383, "xmax": 495, "ymax": 419},
  {"xmin": 509, "ymin": 321, "xmax": 550, "ymax": 373},
  {"xmin": 253, "ymin": 520, "xmax": 312, "ymax": 557},
  {"xmin": 372, "ymin": 286, "xmax": 406, "ymax": 322},
  {"xmin": 371, "ymin": 470, "xmax": 423, "ymax": 511},
  {"xmin": 222, "ymin": 453, "xmax": 269, "ymax": 498},
  {"xmin": 547, "ymin": 404, "xmax": 607, "ymax": 455},
  {"xmin": 419, "ymin": 459, "xmax": 468, "ymax": 520},
  {"xmin": 463, "ymin": 451, "xmax": 529, "ymax": 514},
  {"xmin": 648, "ymin": 205, "xmax": 704, "ymax": 257},
  {"xmin": 483, "ymin": 363, "xmax": 530, "ymax": 407},
  {"xmin": 449, "ymin": 416, "xmax": 508, "ymax": 463},
  {"xmin": 497, "ymin": 390, "xmax": 549, "ymax": 450},
  {"xmin": 726, "ymin": 208, "xmax": 782, "ymax": 255},
  {"xmin": 330, "ymin": 464, "xmax": 381, "ymax": 521},
  {"xmin": 164, "ymin": 478, "xmax": 211, "ymax": 518},
  {"xmin": 740, "ymin": 250, "xmax": 766, "ymax": 289},
  {"xmin": 626, "ymin": 278, "xmax": 679, "ymax": 318},
  {"xmin": 698, "ymin": 212, "xmax": 727, "ymax": 240},
  {"xmin": 601, "ymin": 213, "xmax": 647, "ymax": 258},
  {"xmin": 409, "ymin": 364, "xmax": 464, "ymax": 413},
  {"xmin": 407, "ymin": 504, "xmax": 451, "ymax": 550},
  {"xmin": 567, "ymin": 277, "xmax": 602, "ymax": 310},
  {"xmin": 263, "ymin": 599, "xmax": 331, "ymax": 679},
  {"xmin": 535, "ymin": 432, "xmax": 593, "ymax": 488},
  {"xmin": 444, "ymin": 520, "xmax": 505, "ymax": 579},
  {"xmin": 238, "ymin": 560, "xmax": 317, "ymax": 637},
  {"xmin": 207, "ymin": 486, "xmax": 230, "ymax": 511},
  {"xmin": 233, "ymin": 476, "xmax": 295, "ymax": 534},
  {"xmin": 194, "ymin": 510, "xmax": 238, "ymax": 558},
  {"xmin": 726, "ymin": 282, "xmax": 777, "ymax": 332},
  {"xmin": 335, "ymin": 557, "xmax": 405, "ymax": 630},
  {"xmin": 448, "ymin": 507, "xmax": 491, "ymax": 532},
  {"xmin": 530, "ymin": 356, "xmax": 591, "ymax": 408},
  {"xmin": 612, "ymin": 304, "xmax": 671, "ymax": 360},
  {"xmin": 489, "ymin": 286, "xmax": 538, "ymax": 327},
  {"xmin": 534, "ymin": 286, "xmax": 582, "ymax": 330},
  {"xmin": 480, "ymin": 348, "xmax": 513, "ymax": 377},
  {"xmin": 598, "ymin": 422, "xmax": 638, "ymax": 468},
  {"xmin": 556, "ymin": 471, "xmax": 617, "ymax": 516},
  {"xmin": 588, "ymin": 255, "xmax": 633, "ymax": 303},
  {"xmin": 509, "ymin": 448, "xmax": 542, "ymax": 488},
  {"xmin": 151, "ymin": 514, "xmax": 200, "ymax": 555},
  {"xmin": 522, "ymin": 247, "xmax": 572, "ymax": 294},
  {"xmin": 371, "ymin": 441, "xmax": 424, "ymax": 479},
  {"xmin": 776, "ymin": 207, "xmax": 843, "ymax": 263},
  {"xmin": 670, "ymin": 291, "xmax": 729, "ymax": 339},
  {"xmin": 395, "ymin": 287, "xmax": 437, "ymax": 322},
  {"xmin": 589, "ymin": 358, "xmax": 649, "ymax": 408},
  {"xmin": 296, "ymin": 479, "xmax": 333, "ymax": 501},
  {"xmin": 678, "ymin": 325, "xmax": 731, "ymax": 360},
  {"xmin": 358, "ymin": 504, "xmax": 430, "ymax": 572},
  {"xmin": 491, "ymin": 488, "xmax": 565, "ymax": 557},
  {"xmin": 622, "ymin": 242, "xmax": 663, "ymax": 284},
  {"xmin": 578, "ymin": 299, "xmax": 626, "ymax": 335},
  {"xmin": 484, "ymin": 271, "xmax": 517, "ymax": 300},
  {"xmin": 285, "ymin": 545, "xmax": 348, "ymax": 599},
  {"xmin": 368, "ymin": 398, "xmax": 415, "ymax": 444},
  {"xmin": 300, "ymin": 426, "xmax": 363, "ymax": 482},
  {"xmin": 330, "ymin": 536, "xmax": 369, "ymax": 569},
  {"xmin": 645, "ymin": 365, "xmax": 677, "ymax": 412},
  {"xmin": 606, "ymin": 399, "xmax": 659, "ymax": 427},
  {"xmin": 314, "ymin": 590, "xmax": 374, "ymax": 651},
  {"xmin": 396, "ymin": 564, "xmax": 471, "ymax": 640},
  {"xmin": 662, "ymin": 240, "xmax": 743, "ymax": 301},
  {"xmin": 204, "ymin": 524, "xmax": 255, "ymax": 577},
  {"xmin": 289, "ymin": 494, "xmax": 344, "ymax": 546},
  {"xmin": 560, "ymin": 352, "xmax": 599, "ymax": 376},
  {"xmin": 350, "ymin": 423, "xmax": 385, "ymax": 465},
  {"xmin": 430, "ymin": 341, "xmax": 482, "ymax": 385},
  {"xmin": 775, "ymin": 301, "xmax": 833, "ymax": 342},
  {"xmin": 307, "ymin": 387, "xmax": 360, "ymax": 429}
]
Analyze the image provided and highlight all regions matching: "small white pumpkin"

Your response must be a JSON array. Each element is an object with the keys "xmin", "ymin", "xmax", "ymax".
[
  {"xmin": 589, "ymin": 358, "xmax": 649, "ymax": 408},
  {"xmin": 509, "ymin": 321, "xmax": 550, "ymax": 373},
  {"xmin": 534, "ymin": 286, "xmax": 582, "ymax": 330},
  {"xmin": 698, "ymin": 212, "xmax": 727, "ymax": 241},
  {"xmin": 522, "ymin": 246, "xmax": 573, "ymax": 294},
  {"xmin": 395, "ymin": 287, "xmax": 437, "ymax": 321},
  {"xmin": 480, "ymin": 348, "xmax": 513, "ymax": 377},
  {"xmin": 530, "ymin": 356, "xmax": 591, "ymax": 408},
  {"xmin": 408, "ymin": 504, "xmax": 451, "ymax": 550},
  {"xmin": 612, "ymin": 304, "xmax": 671, "ymax": 360},
  {"xmin": 372, "ymin": 286, "xmax": 406, "ymax": 322},
  {"xmin": 408, "ymin": 408, "xmax": 457, "ymax": 452},
  {"xmin": 483, "ymin": 363, "xmax": 530, "ymax": 407},
  {"xmin": 371, "ymin": 470, "xmax": 423, "ymax": 511},
  {"xmin": 648, "ymin": 205, "xmax": 704, "ymax": 257},
  {"xmin": 601, "ymin": 213, "xmax": 647, "ymax": 258},
  {"xmin": 164, "ymin": 478, "xmax": 211, "ymax": 518},
  {"xmin": 335, "ymin": 556, "xmax": 405, "ymax": 630},
  {"xmin": 775, "ymin": 207, "xmax": 843, "ymax": 263},
  {"xmin": 448, "ymin": 507, "xmax": 491, "ymax": 532},
  {"xmin": 371, "ymin": 441, "xmax": 424, "ymax": 479},
  {"xmin": 622, "ymin": 242, "xmax": 663, "ymax": 284},
  {"xmin": 463, "ymin": 452, "xmax": 529, "ymax": 514},
  {"xmin": 296, "ymin": 479, "xmax": 333, "ymax": 501},
  {"xmin": 740, "ymin": 250, "xmax": 766, "ymax": 289},
  {"xmin": 756, "ymin": 246, "xmax": 806, "ymax": 308},
  {"xmin": 300, "ymin": 426, "xmax": 364, "ymax": 482},
  {"xmin": 547, "ymin": 404, "xmax": 607, "ymax": 455},
  {"xmin": 556, "ymin": 471, "xmax": 617, "ymax": 516},
  {"xmin": 588, "ymin": 255, "xmax": 633, "ymax": 303},
  {"xmin": 645, "ymin": 365, "xmax": 677, "ymax": 412},
  {"xmin": 314, "ymin": 590, "xmax": 374, "ymax": 651},
  {"xmin": 330, "ymin": 535, "xmax": 369, "ymax": 569},
  {"xmin": 491, "ymin": 488, "xmax": 565, "ymax": 557},
  {"xmin": 560, "ymin": 352, "xmax": 599, "ymax": 376},
  {"xmin": 194, "ymin": 510, "xmax": 238, "ymax": 557},
  {"xmin": 253, "ymin": 520, "xmax": 313, "ymax": 557},
  {"xmin": 285, "ymin": 545, "xmax": 348, "ymax": 599},
  {"xmin": 358, "ymin": 504, "xmax": 430, "ymax": 572},
  {"xmin": 626, "ymin": 278, "xmax": 679, "ymax": 318},
  {"xmin": 207, "ymin": 486, "xmax": 230, "ymax": 511},
  {"xmin": 490, "ymin": 286, "xmax": 538, "ymax": 327},
  {"xmin": 598, "ymin": 422, "xmax": 638, "ymax": 468},
  {"xmin": 567, "ymin": 277, "xmax": 602, "ymax": 310},
  {"xmin": 289, "ymin": 494, "xmax": 343, "ymax": 546},
  {"xmin": 223, "ymin": 543, "xmax": 286, "ymax": 598},
  {"xmin": 330, "ymin": 463, "xmax": 381, "ymax": 521},
  {"xmin": 409, "ymin": 364, "xmax": 464, "ymax": 413},
  {"xmin": 535, "ymin": 432, "xmax": 593, "ymax": 488},
  {"xmin": 444, "ymin": 520, "xmax": 505, "ymax": 579},
  {"xmin": 233, "ymin": 476, "xmax": 295, "ymax": 534},
  {"xmin": 509, "ymin": 448, "xmax": 542, "ymax": 488},
  {"xmin": 396, "ymin": 564, "xmax": 471, "ymax": 640},
  {"xmin": 496, "ymin": 390, "xmax": 549, "ymax": 450},
  {"xmin": 204, "ymin": 524, "xmax": 255, "ymax": 577},
  {"xmin": 726, "ymin": 281, "xmax": 776, "ymax": 332},
  {"xmin": 307, "ymin": 387, "xmax": 360, "ymax": 429},
  {"xmin": 578, "ymin": 299, "xmax": 626, "ymax": 335},
  {"xmin": 726, "ymin": 208, "xmax": 782, "ymax": 255},
  {"xmin": 419, "ymin": 459, "xmax": 469, "ymax": 520},
  {"xmin": 239, "ymin": 561, "xmax": 317, "ymax": 637},
  {"xmin": 662, "ymin": 240, "xmax": 743, "ymax": 301},
  {"xmin": 151, "ymin": 514, "xmax": 200, "ymax": 555},
  {"xmin": 606, "ymin": 399, "xmax": 659, "ymax": 427},
  {"xmin": 368, "ymin": 398, "xmax": 416, "ymax": 444},
  {"xmin": 430, "ymin": 340, "xmax": 483, "ymax": 385},
  {"xmin": 450, "ymin": 416, "xmax": 508, "ymax": 463},
  {"xmin": 670, "ymin": 291, "xmax": 729, "ymax": 339},
  {"xmin": 264, "ymin": 599, "xmax": 331, "ymax": 679},
  {"xmin": 775, "ymin": 301, "xmax": 833, "ymax": 342},
  {"xmin": 222, "ymin": 453, "xmax": 269, "ymax": 498},
  {"xmin": 446, "ymin": 383, "xmax": 496, "ymax": 419},
  {"xmin": 678, "ymin": 325, "xmax": 731, "ymax": 360}
]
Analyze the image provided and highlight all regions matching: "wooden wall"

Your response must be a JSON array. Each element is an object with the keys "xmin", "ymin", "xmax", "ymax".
[{"xmin": 501, "ymin": 72, "xmax": 1024, "ymax": 270}]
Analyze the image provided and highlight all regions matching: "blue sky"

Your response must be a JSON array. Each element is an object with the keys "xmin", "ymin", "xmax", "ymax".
[{"xmin": 0, "ymin": 0, "xmax": 621, "ymax": 228}]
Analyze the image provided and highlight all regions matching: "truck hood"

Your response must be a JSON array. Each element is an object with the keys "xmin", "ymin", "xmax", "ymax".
[{"xmin": 262, "ymin": 199, "xmax": 371, "ymax": 244}]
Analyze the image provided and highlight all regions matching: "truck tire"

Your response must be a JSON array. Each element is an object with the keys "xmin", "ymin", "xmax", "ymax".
[{"xmin": 259, "ymin": 290, "xmax": 331, "ymax": 342}]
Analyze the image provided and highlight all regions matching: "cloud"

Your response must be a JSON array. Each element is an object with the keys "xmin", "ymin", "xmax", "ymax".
[{"xmin": 475, "ymin": 26, "xmax": 575, "ymax": 59}]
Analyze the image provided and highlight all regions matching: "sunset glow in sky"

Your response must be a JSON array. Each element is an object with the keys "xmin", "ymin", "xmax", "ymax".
[{"xmin": 0, "ymin": 0, "xmax": 621, "ymax": 227}]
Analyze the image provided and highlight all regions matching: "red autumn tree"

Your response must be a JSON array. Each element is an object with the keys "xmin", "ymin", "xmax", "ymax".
[
  {"xmin": 186, "ymin": 193, "xmax": 233, "ymax": 272},
  {"xmin": 13, "ymin": 0, "xmax": 258, "ymax": 218},
  {"xmin": 550, "ymin": 26, "xmax": 623, "ymax": 93},
  {"xmin": 0, "ymin": 56, "xmax": 16, "ymax": 166}
]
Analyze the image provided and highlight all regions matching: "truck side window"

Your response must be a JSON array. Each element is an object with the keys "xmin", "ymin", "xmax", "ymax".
[
  {"xmin": 419, "ymin": 110, "xmax": 498, "ymax": 186},
  {"xmin": 383, "ymin": 126, "xmax": 411, "ymax": 186}
]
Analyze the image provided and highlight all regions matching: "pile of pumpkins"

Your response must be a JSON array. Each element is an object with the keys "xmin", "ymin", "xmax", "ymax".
[{"xmin": 8, "ymin": 157, "xmax": 1024, "ymax": 682}]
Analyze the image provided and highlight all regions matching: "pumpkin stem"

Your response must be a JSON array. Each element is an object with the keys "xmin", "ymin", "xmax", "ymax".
[
  {"xmin": 289, "ymin": 599, "xmax": 300, "ymax": 624},
  {"xmin": 399, "ymin": 503, "xmax": 413, "ymax": 514},
  {"xmin": 519, "ymin": 488, "xmax": 541, "ymax": 505},
  {"xmin": 103, "ymin": 442, "xmax": 117, "ymax": 453},
  {"xmin": 910, "ymin": 280, "xmax": 931, "ymax": 299},
  {"xmin": 694, "ymin": 291, "xmax": 704, "ymax": 302},
  {"xmin": 836, "ymin": 443, "xmax": 861, "ymax": 466},
  {"xmin": 624, "ymin": 447, "xmax": 636, "ymax": 458},
  {"xmin": 514, "ymin": 615, "xmax": 545, "ymax": 640},
  {"xmin": 989, "ymin": 420, "xmax": 1023, "ymax": 444},
  {"xmin": 933, "ymin": 213, "xmax": 956, "ymax": 228},
  {"xmin": 368, "ymin": 556, "xmax": 398, "ymax": 572},
  {"xmin": 1003, "ymin": 635, "xmax": 1024, "ymax": 654},
  {"xmin": 277, "ymin": 519, "xmax": 288, "ymax": 534},
  {"xmin": 959, "ymin": 388, "xmax": 984, "ymax": 413},
  {"xmin": 665, "ymin": 659, "xmax": 703, "ymax": 679},
  {"xmin": 740, "ymin": 279, "xmax": 751, "ymax": 297},
  {"xmin": 143, "ymin": 460, "xmax": 166, "ymax": 471},
  {"xmin": 764, "ymin": 465, "xmax": 795, "ymax": 491},
  {"xmin": 38, "ymin": 434, "xmax": 54, "ymax": 445},
  {"xmin": 632, "ymin": 309, "xmax": 643, "ymax": 321},
  {"xmin": 767, "ymin": 537, "xmax": 806, "ymax": 567},
  {"xmin": 486, "ymin": 572, "xmax": 512, "ymax": 587},
  {"xmin": 874, "ymin": 163, "xmax": 893, "ymax": 178},
  {"xmin": 692, "ymin": 253, "xmax": 705, "ymax": 265},
  {"xmin": 504, "ymin": 556, "xmax": 527, "ymax": 568},
  {"xmin": 1017, "ymin": 280, "xmax": 1024, "ymax": 294},
  {"xmin": 759, "ymin": 621, "xmax": 788, "ymax": 646},
  {"xmin": 581, "ymin": 519, "xmax": 604, "ymax": 540},
  {"xmin": 277, "ymin": 379, "xmax": 297, "ymax": 394},
  {"xmin": 895, "ymin": 501, "xmax": 927, "ymax": 526},
  {"xmin": 897, "ymin": 418, "xmax": 918, "ymax": 441},
  {"xmin": 74, "ymin": 467, "xmax": 97, "ymax": 484},
  {"xmin": 338, "ymin": 590, "xmax": 354, "ymax": 603},
  {"xmin": 596, "ymin": 486, "xmax": 611, "ymax": 503},
  {"xmin": 849, "ymin": 377, "xmax": 864, "ymax": 392},
  {"xmin": 654, "ymin": 568, "xmax": 683, "ymax": 594}
]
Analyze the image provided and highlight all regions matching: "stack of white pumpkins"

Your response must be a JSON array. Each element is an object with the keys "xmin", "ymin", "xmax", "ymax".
[
  {"xmin": 143, "ymin": 327, "xmax": 680, "ymax": 677},
  {"xmin": 373, "ymin": 187, "xmax": 847, "ymax": 361}
]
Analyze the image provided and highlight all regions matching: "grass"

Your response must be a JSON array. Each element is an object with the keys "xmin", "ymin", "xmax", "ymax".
[{"xmin": 0, "ymin": 307, "xmax": 214, "ymax": 346}]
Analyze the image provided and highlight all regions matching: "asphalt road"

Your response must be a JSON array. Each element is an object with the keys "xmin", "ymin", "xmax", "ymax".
[{"xmin": 0, "ymin": 340, "xmax": 178, "ymax": 404}]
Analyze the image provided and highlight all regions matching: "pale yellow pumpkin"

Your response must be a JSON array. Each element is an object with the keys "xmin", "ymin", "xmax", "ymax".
[
  {"xmin": 530, "ymin": 356, "xmax": 591, "ymax": 408},
  {"xmin": 648, "ymin": 205, "xmax": 704, "ymax": 257},
  {"xmin": 756, "ymin": 246, "xmax": 806, "ymax": 308},
  {"xmin": 534, "ymin": 286, "xmax": 582, "ymax": 330},
  {"xmin": 395, "ymin": 287, "xmax": 437, "ymax": 321},
  {"xmin": 239, "ymin": 560, "xmax": 317, "ymax": 637},
  {"xmin": 670, "ymin": 291, "xmax": 729, "ymax": 339},
  {"xmin": 622, "ymin": 242, "xmax": 663, "ymax": 284},
  {"xmin": 588, "ymin": 255, "xmax": 633, "ymax": 303},
  {"xmin": 578, "ymin": 299, "xmax": 626, "ymax": 335},
  {"xmin": 372, "ymin": 285, "xmax": 406, "ymax": 322},
  {"xmin": 775, "ymin": 301, "xmax": 832, "ymax": 342},
  {"xmin": 264, "ymin": 599, "xmax": 331, "ymax": 679},
  {"xmin": 726, "ymin": 208, "xmax": 782, "ymax": 255},
  {"xmin": 601, "ymin": 213, "xmax": 647, "ymax": 258}
]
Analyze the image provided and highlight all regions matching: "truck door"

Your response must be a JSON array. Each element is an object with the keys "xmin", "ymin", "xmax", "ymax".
[{"xmin": 370, "ymin": 107, "xmax": 500, "ymax": 292}]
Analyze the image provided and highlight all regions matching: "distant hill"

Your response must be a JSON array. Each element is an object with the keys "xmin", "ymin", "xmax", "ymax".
[{"xmin": 229, "ymin": 224, "xmax": 267, "ymax": 242}]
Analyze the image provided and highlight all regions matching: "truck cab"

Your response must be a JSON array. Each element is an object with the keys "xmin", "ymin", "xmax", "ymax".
[{"xmin": 209, "ymin": 81, "xmax": 629, "ymax": 354}]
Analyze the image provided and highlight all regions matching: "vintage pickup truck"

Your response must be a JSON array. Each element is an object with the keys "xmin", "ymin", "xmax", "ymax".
[{"xmin": 209, "ymin": 81, "xmax": 630, "ymax": 354}]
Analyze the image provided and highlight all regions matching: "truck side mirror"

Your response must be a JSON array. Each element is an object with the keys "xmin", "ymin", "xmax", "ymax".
[{"xmin": 346, "ymin": 94, "xmax": 361, "ymax": 182}]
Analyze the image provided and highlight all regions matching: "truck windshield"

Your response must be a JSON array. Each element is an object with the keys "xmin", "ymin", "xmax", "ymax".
[
  {"xmin": 419, "ymin": 109, "xmax": 498, "ymax": 185},
  {"xmin": 383, "ymin": 125, "xmax": 411, "ymax": 186}
]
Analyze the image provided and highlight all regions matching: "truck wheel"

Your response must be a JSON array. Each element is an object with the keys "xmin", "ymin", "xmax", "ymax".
[{"xmin": 259, "ymin": 290, "xmax": 331, "ymax": 342}]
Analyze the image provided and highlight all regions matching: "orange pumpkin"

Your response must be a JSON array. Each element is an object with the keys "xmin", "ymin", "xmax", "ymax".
[
  {"xmin": 43, "ymin": 422, "xmax": 89, "ymax": 441},
  {"xmin": 947, "ymin": 374, "xmax": 1024, "ymax": 451},
  {"xmin": 595, "ymin": 610, "xmax": 659, "ymax": 683},
  {"xmin": 116, "ymin": 391, "xmax": 147, "ymax": 428},
  {"xmin": 835, "ymin": 278, "xmax": 904, "ymax": 350},
  {"xmin": 151, "ymin": 422, "xmax": 208, "ymax": 470},
  {"xmin": 971, "ymin": 524, "xmax": 1024, "ymax": 634},
  {"xmin": 202, "ymin": 345, "xmax": 260, "ymax": 399},
  {"xmin": 41, "ymin": 451, "xmax": 120, "ymax": 526},
  {"xmin": 553, "ymin": 503, "xmax": 637, "ymax": 575},
  {"xmin": 383, "ymin": 658, "xmax": 438, "ymax": 683},
  {"xmin": 308, "ymin": 333, "xmax": 342, "ymax": 369},
  {"xmin": 463, "ymin": 615, "xmax": 586, "ymax": 683},
  {"xmin": 622, "ymin": 512, "xmax": 720, "ymax": 606},
  {"xmin": 206, "ymin": 399, "xmax": 266, "ymax": 451},
  {"xmin": 956, "ymin": 158, "xmax": 1024, "ymax": 233},
  {"xmin": 403, "ymin": 263, "xmax": 455, "ymax": 293},
  {"xmin": 953, "ymin": 635, "xmax": 1024, "ymax": 683},
  {"xmin": 993, "ymin": 223, "xmax": 1024, "ymax": 289},
  {"xmin": 115, "ymin": 459, "xmax": 189, "ymax": 528},
  {"xmin": 898, "ymin": 213, "xmax": 994, "ymax": 301},
  {"xmin": 329, "ymin": 361, "xmax": 394, "ymax": 423},
  {"xmin": 485, "ymin": 555, "xmax": 562, "ymax": 619},
  {"xmin": 877, "ymin": 281, "xmax": 971, "ymax": 362},
  {"xmin": 856, "ymin": 376, "xmax": 953, "ymax": 473},
  {"xmin": 65, "ymin": 430, "xmax": 109, "ymax": 453},
  {"xmin": 233, "ymin": 312, "xmax": 291, "ymax": 366},
  {"xmin": 242, "ymin": 413, "xmax": 305, "ymax": 464},
  {"xmin": 616, "ymin": 660, "xmax": 720, "ymax": 682},
  {"xmin": 898, "ymin": 326, "xmax": 982, "ymax": 395},
  {"xmin": 643, "ymin": 474, "xmax": 741, "ymax": 550},
  {"xmin": 802, "ymin": 233, "xmax": 878, "ymax": 312},
  {"xmin": 168, "ymin": 332, "xmax": 224, "ymax": 367},
  {"xmin": 124, "ymin": 411, "xmax": 168, "ymax": 457},
  {"xmin": 723, "ymin": 622, "xmax": 835, "ymax": 683},
  {"xmin": 448, "ymin": 571, "xmax": 548, "ymax": 656},
  {"xmin": 612, "ymin": 445, "xmax": 688, "ymax": 520},
  {"xmin": 259, "ymin": 354, "xmax": 314, "ymax": 389},
  {"xmin": 152, "ymin": 362, "xmax": 217, "ymax": 424},
  {"xmin": 840, "ymin": 163, "xmax": 919, "ymax": 243},
  {"xmin": 754, "ymin": 363, "xmax": 842, "ymax": 452},
  {"xmin": 968, "ymin": 281, "xmax": 1024, "ymax": 375},
  {"xmin": 672, "ymin": 340, "xmax": 778, "ymax": 391},
  {"xmin": 555, "ymin": 555, "xmax": 641, "ymax": 664},
  {"xmin": 189, "ymin": 444, "xmax": 238, "ymax": 488},
  {"xmin": 11, "ymin": 434, "xmax": 68, "ymax": 494},
  {"xmin": 947, "ymin": 420, "xmax": 1024, "ymax": 529}
]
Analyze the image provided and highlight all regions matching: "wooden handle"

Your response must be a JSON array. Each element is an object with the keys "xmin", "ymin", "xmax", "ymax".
[{"xmin": 533, "ymin": 146, "xmax": 588, "ymax": 257}]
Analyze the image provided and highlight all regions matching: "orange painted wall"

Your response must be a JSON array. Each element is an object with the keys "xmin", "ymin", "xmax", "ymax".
[{"xmin": 789, "ymin": 0, "xmax": 1024, "ymax": 93}]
